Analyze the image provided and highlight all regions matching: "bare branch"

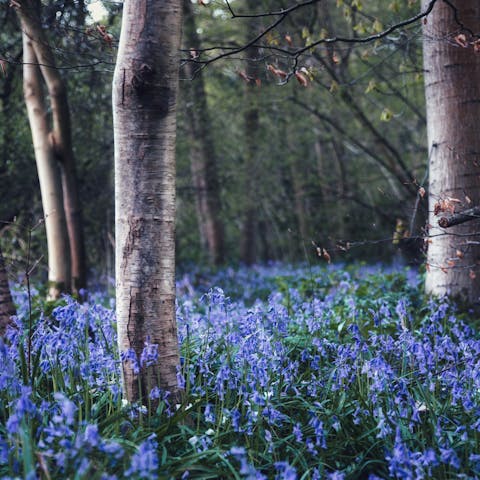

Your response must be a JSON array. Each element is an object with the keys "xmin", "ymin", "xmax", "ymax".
[
  {"xmin": 225, "ymin": 0, "xmax": 321, "ymax": 18},
  {"xmin": 184, "ymin": 0, "xmax": 439, "ymax": 65},
  {"xmin": 438, "ymin": 206, "xmax": 480, "ymax": 228}
]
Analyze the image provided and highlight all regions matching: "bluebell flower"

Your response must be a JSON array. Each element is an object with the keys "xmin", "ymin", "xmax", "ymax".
[
  {"xmin": 439, "ymin": 447, "xmax": 461, "ymax": 469},
  {"xmin": 0, "ymin": 435, "xmax": 9, "ymax": 464},
  {"xmin": 274, "ymin": 461, "xmax": 297, "ymax": 480},
  {"xmin": 120, "ymin": 348, "xmax": 140, "ymax": 375},
  {"xmin": 83, "ymin": 424, "xmax": 100, "ymax": 448},
  {"xmin": 125, "ymin": 434, "xmax": 159, "ymax": 479},
  {"xmin": 327, "ymin": 472, "xmax": 345, "ymax": 480},
  {"xmin": 6, "ymin": 414, "xmax": 19, "ymax": 435},
  {"xmin": 53, "ymin": 393, "xmax": 77, "ymax": 425},
  {"xmin": 140, "ymin": 338, "xmax": 159, "ymax": 367},
  {"xmin": 293, "ymin": 423, "xmax": 303, "ymax": 443}
]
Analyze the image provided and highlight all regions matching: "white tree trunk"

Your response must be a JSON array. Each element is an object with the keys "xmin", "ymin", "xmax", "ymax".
[
  {"xmin": 17, "ymin": 0, "xmax": 86, "ymax": 295},
  {"xmin": 113, "ymin": 0, "xmax": 182, "ymax": 403},
  {"xmin": 423, "ymin": 0, "xmax": 480, "ymax": 302},
  {"xmin": 22, "ymin": 32, "xmax": 71, "ymax": 299}
]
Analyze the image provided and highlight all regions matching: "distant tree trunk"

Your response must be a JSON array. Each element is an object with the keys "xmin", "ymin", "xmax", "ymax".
[
  {"xmin": 422, "ymin": 0, "xmax": 480, "ymax": 303},
  {"xmin": 286, "ymin": 127, "xmax": 307, "ymax": 241},
  {"xmin": 21, "ymin": 31, "xmax": 71, "ymax": 299},
  {"xmin": 313, "ymin": 135, "xmax": 325, "ymax": 204},
  {"xmin": 113, "ymin": 0, "xmax": 182, "ymax": 403},
  {"xmin": 16, "ymin": 0, "xmax": 86, "ymax": 296},
  {"xmin": 0, "ymin": 247, "xmax": 15, "ymax": 336},
  {"xmin": 182, "ymin": 0, "xmax": 225, "ymax": 265},
  {"xmin": 240, "ymin": 5, "xmax": 260, "ymax": 265}
]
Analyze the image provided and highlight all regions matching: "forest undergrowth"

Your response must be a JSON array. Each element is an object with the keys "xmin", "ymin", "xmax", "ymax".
[{"xmin": 1, "ymin": 263, "xmax": 480, "ymax": 479}]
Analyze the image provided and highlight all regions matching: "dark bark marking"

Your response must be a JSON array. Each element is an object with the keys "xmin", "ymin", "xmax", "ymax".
[
  {"xmin": 132, "ymin": 63, "xmax": 155, "ymax": 91},
  {"xmin": 122, "ymin": 68, "xmax": 126, "ymax": 105}
]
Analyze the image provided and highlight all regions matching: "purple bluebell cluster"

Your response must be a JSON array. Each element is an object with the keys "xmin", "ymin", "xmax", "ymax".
[{"xmin": 1, "ymin": 263, "xmax": 480, "ymax": 479}]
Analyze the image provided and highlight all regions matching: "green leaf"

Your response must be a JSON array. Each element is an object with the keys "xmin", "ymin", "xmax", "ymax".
[
  {"xmin": 365, "ymin": 79, "xmax": 377, "ymax": 94},
  {"xmin": 380, "ymin": 108, "xmax": 393, "ymax": 122},
  {"xmin": 372, "ymin": 19, "xmax": 383, "ymax": 33}
]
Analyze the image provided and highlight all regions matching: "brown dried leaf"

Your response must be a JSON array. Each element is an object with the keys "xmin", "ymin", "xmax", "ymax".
[
  {"xmin": 322, "ymin": 248, "xmax": 331, "ymax": 264},
  {"xmin": 285, "ymin": 34, "xmax": 293, "ymax": 46},
  {"xmin": 434, "ymin": 199, "xmax": 456, "ymax": 216},
  {"xmin": 295, "ymin": 71, "xmax": 308, "ymax": 87},
  {"xmin": 456, "ymin": 249, "xmax": 464, "ymax": 259},
  {"xmin": 454, "ymin": 34, "xmax": 468, "ymax": 48},
  {"xmin": 418, "ymin": 186, "xmax": 426, "ymax": 198},
  {"xmin": 267, "ymin": 64, "xmax": 288, "ymax": 79},
  {"xmin": 470, "ymin": 270, "xmax": 477, "ymax": 280},
  {"xmin": 238, "ymin": 70, "xmax": 251, "ymax": 83}
]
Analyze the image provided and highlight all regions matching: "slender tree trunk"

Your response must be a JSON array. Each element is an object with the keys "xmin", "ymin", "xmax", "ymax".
[
  {"xmin": 240, "ymin": 5, "xmax": 260, "ymax": 265},
  {"xmin": 22, "ymin": 31, "xmax": 71, "ymax": 299},
  {"xmin": 314, "ymin": 135, "xmax": 325, "ymax": 204},
  {"xmin": 16, "ymin": 0, "xmax": 86, "ymax": 295},
  {"xmin": 182, "ymin": 0, "xmax": 225, "ymax": 265},
  {"xmin": 422, "ymin": 0, "xmax": 480, "ymax": 302},
  {"xmin": 0, "ymin": 246, "xmax": 15, "ymax": 336},
  {"xmin": 286, "ymin": 129, "xmax": 307, "ymax": 241},
  {"xmin": 113, "ymin": 0, "xmax": 182, "ymax": 403}
]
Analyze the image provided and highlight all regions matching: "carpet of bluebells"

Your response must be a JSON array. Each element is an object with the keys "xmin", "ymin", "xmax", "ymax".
[{"xmin": 2, "ymin": 263, "xmax": 480, "ymax": 479}]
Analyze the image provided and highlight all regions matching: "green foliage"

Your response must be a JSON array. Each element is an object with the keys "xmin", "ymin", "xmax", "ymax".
[{"xmin": 3, "ymin": 265, "xmax": 480, "ymax": 478}]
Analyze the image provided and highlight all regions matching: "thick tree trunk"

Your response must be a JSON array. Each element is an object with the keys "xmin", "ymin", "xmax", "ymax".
[
  {"xmin": 17, "ymin": 0, "xmax": 86, "ymax": 295},
  {"xmin": 423, "ymin": 0, "xmax": 480, "ymax": 302},
  {"xmin": 22, "ymin": 31, "xmax": 71, "ymax": 299},
  {"xmin": 182, "ymin": 0, "xmax": 225, "ymax": 265},
  {"xmin": 0, "ymin": 247, "xmax": 15, "ymax": 336},
  {"xmin": 113, "ymin": 0, "xmax": 182, "ymax": 403}
]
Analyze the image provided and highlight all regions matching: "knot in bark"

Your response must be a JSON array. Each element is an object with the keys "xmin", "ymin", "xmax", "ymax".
[{"xmin": 132, "ymin": 63, "xmax": 155, "ymax": 92}]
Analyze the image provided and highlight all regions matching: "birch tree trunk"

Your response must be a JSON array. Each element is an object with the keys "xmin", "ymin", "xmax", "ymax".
[
  {"xmin": 183, "ymin": 0, "xmax": 225, "ymax": 265},
  {"xmin": 422, "ymin": 0, "xmax": 480, "ymax": 303},
  {"xmin": 113, "ymin": 0, "xmax": 182, "ymax": 403},
  {"xmin": 16, "ymin": 0, "xmax": 86, "ymax": 296},
  {"xmin": 22, "ymin": 30, "xmax": 71, "ymax": 299},
  {"xmin": 0, "ymin": 246, "xmax": 15, "ymax": 336}
]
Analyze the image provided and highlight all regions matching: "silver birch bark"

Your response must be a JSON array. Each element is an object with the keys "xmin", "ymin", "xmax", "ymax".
[
  {"xmin": 422, "ymin": 0, "xmax": 480, "ymax": 302},
  {"xmin": 113, "ymin": 0, "xmax": 182, "ymax": 403},
  {"xmin": 16, "ymin": 0, "xmax": 86, "ymax": 295},
  {"xmin": 22, "ymin": 31, "xmax": 71, "ymax": 299}
]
